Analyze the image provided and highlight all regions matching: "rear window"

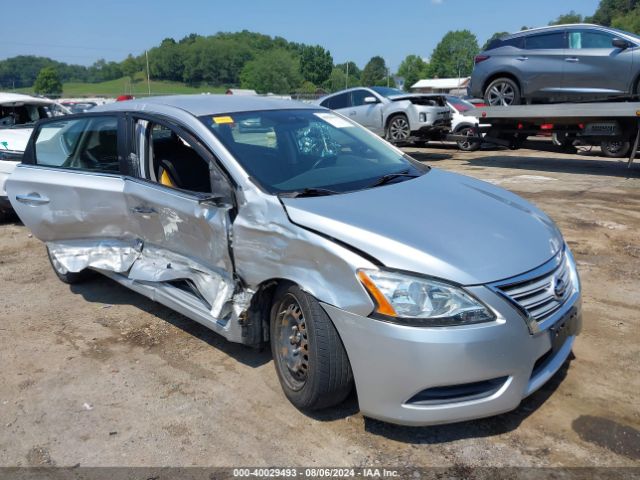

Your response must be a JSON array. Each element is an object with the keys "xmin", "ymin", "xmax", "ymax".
[
  {"xmin": 34, "ymin": 116, "xmax": 120, "ymax": 173},
  {"xmin": 525, "ymin": 32, "xmax": 565, "ymax": 50},
  {"xmin": 486, "ymin": 36, "xmax": 525, "ymax": 50}
]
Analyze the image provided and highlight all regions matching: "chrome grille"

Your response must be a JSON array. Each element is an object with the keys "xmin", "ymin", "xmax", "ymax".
[{"xmin": 496, "ymin": 254, "xmax": 572, "ymax": 322}]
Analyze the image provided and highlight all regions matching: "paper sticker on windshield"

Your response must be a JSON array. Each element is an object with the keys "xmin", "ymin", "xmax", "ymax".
[
  {"xmin": 314, "ymin": 112, "xmax": 353, "ymax": 128},
  {"xmin": 213, "ymin": 116, "xmax": 234, "ymax": 124}
]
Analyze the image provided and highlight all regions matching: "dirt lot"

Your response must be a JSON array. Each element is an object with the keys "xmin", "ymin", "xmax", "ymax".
[{"xmin": 0, "ymin": 145, "xmax": 638, "ymax": 469}]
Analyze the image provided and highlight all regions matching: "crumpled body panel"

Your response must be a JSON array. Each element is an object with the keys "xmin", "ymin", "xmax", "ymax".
[
  {"xmin": 127, "ymin": 245, "xmax": 234, "ymax": 319},
  {"xmin": 47, "ymin": 238, "xmax": 142, "ymax": 273}
]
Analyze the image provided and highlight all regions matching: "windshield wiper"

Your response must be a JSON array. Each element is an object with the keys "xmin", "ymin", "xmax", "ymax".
[
  {"xmin": 368, "ymin": 170, "xmax": 420, "ymax": 188},
  {"xmin": 279, "ymin": 187, "xmax": 340, "ymax": 198}
]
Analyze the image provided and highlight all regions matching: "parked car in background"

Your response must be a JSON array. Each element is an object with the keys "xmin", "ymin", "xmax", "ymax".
[
  {"xmin": 446, "ymin": 95, "xmax": 490, "ymax": 151},
  {"xmin": 7, "ymin": 95, "xmax": 581, "ymax": 426},
  {"xmin": 316, "ymin": 87, "xmax": 451, "ymax": 143},
  {"xmin": 470, "ymin": 24, "xmax": 640, "ymax": 106},
  {"xmin": 60, "ymin": 101, "xmax": 97, "ymax": 114},
  {"xmin": 0, "ymin": 93, "xmax": 70, "ymax": 220}
]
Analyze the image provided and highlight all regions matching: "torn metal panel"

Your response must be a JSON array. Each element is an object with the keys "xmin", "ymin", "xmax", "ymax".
[
  {"xmin": 127, "ymin": 245, "xmax": 235, "ymax": 319},
  {"xmin": 46, "ymin": 238, "xmax": 142, "ymax": 273},
  {"xmin": 232, "ymin": 189, "xmax": 377, "ymax": 317}
]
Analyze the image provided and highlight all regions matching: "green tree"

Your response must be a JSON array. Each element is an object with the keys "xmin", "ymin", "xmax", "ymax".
[
  {"xmin": 240, "ymin": 49, "xmax": 302, "ymax": 94},
  {"xmin": 121, "ymin": 54, "xmax": 140, "ymax": 81},
  {"xmin": 549, "ymin": 10, "xmax": 584, "ymax": 25},
  {"xmin": 361, "ymin": 56, "xmax": 388, "ymax": 86},
  {"xmin": 323, "ymin": 67, "xmax": 346, "ymax": 92},
  {"xmin": 589, "ymin": 0, "xmax": 637, "ymax": 25},
  {"xmin": 299, "ymin": 45, "xmax": 333, "ymax": 85},
  {"xmin": 611, "ymin": 5, "xmax": 640, "ymax": 33},
  {"xmin": 397, "ymin": 54, "xmax": 428, "ymax": 90},
  {"xmin": 33, "ymin": 67, "xmax": 62, "ymax": 95},
  {"xmin": 336, "ymin": 61, "xmax": 361, "ymax": 87},
  {"xmin": 482, "ymin": 32, "xmax": 510, "ymax": 50},
  {"xmin": 426, "ymin": 30, "xmax": 479, "ymax": 78}
]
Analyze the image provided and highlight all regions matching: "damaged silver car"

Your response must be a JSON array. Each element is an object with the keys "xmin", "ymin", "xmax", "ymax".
[{"xmin": 7, "ymin": 95, "xmax": 581, "ymax": 426}]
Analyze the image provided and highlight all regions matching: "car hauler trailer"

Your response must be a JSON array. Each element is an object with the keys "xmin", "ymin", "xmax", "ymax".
[{"xmin": 460, "ymin": 102, "xmax": 640, "ymax": 168}]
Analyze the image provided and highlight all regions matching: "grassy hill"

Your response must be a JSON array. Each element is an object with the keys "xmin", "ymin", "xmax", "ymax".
[{"xmin": 16, "ymin": 74, "xmax": 227, "ymax": 97}]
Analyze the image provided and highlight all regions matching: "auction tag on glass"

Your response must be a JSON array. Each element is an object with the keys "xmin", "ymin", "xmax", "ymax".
[
  {"xmin": 213, "ymin": 116, "xmax": 234, "ymax": 124},
  {"xmin": 314, "ymin": 112, "xmax": 353, "ymax": 128}
]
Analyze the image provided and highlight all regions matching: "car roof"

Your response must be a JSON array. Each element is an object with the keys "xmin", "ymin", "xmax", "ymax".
[
  {"xmin": 0, "ymin": 92, "xmax": 57, "ymax": 107},
  {"xmin": 95, "ymin": 94, "xmax": 315, "ymax": 116},
  {"xmin": 506, "ymin": 23, "xmax": 625, "ymax": 38}
]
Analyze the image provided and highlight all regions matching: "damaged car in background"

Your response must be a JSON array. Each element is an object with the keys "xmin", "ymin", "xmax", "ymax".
[
  {"xmin": 0, "ymin": 93, "xmax": 70, "ymax": 220},
  {"xmin": 316, "ymin": 87, "xmax": 451, "ymax": 144},
  {"xmin": 7, "ymin": 95, "xmax": 581, "ymax": 426}
]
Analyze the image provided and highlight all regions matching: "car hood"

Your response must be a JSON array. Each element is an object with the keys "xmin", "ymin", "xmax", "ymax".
[{"xmin": 281, "ymin": 169, "xmax": 563, "ymax": 285}]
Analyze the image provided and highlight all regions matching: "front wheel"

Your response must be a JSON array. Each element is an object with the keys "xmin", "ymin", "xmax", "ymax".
[
  {"xmin": 600, "ymin": 140, "xmax": 630, "ymax": 158},
  {"xmin": 386, "ymin": 114, "xmax": 411, "ymax": 142},
  {"xmin": 456, "ymin": 126, "xmax": 481, "ymax": 151},
  {"xmin": 484, "ymin": 77, "xmax": 521, "ymax": 106},
  {"xmin": 270, "ymin": 284, "xmax": 353, "ymax": 411}
]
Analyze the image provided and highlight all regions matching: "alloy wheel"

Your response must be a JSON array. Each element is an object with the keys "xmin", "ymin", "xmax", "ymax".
[
  {"xmin": 487, "ymin": 81, "xmax": 516, "ymax": 106},
  {"xmin": 389, "ymin": 117, "xmax": 410, "ymax": 141}
]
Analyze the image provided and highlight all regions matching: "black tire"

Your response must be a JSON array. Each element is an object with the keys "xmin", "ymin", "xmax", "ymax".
[
  {"xmin": 484, "ymin": 77, "xmax": 521, "ymax": 106},
  {"xmin": 455, "ymin": 126, "xmax": 481, "ymax": 151},
  {"xmin": 46, "ymin": 246, "xmax": 91, "ymax": 284},
  {"xmin": 600, "ymin": 140, "xmax": 630, "ymax": 158},
  {"xmin": 270, "ymin": 284, "xmax": 353, "ymax": 411},
  {"xmin": 386, "ymin": 114, "xmax": 411, "ymax": 142}
]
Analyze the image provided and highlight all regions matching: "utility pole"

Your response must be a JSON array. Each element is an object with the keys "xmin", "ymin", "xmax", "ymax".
[
  {"xmin": 345, "ymin": 62, "xmax": 349, "ymax": 89},
  {"xmin": 145, "ymin": 50, "xmax": 151, "ymax": 96}
]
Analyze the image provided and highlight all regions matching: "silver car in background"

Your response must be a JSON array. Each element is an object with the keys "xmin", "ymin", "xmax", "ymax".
[
  {"xmin": 470, "ymin": 24, "xmax": 640, "ymax": 105},
  {"xmin": 316, "ymin": 87, "xmax": 451, "ymax": 143},
  {"xmin": 7, "ymin": 95, "xmax": 581, "ymax": 426}
]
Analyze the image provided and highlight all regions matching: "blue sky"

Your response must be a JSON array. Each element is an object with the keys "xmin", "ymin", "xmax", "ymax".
[{"xmin": 3, "ymin": 0, "xmax": 600, "ymax": 71}]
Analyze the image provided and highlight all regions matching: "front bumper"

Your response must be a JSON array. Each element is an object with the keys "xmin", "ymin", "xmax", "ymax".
[{"xmin": 322, "ymin": 286, "xmax": 581, "ymax": 426}]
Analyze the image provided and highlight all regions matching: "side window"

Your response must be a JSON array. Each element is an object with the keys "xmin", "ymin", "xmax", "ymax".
[
  {"xmin": 501, "ymin": 37, "xmax": 525, "ymax": 49},
  {"xmin": 568, "ymin": 30, "xmax": 615, "ymax": 49},
  {"xmin": 525, "ymin": 32, "xmax": 566, "ymax": 50},
  {"xmin": 34, "ymin": 116, "xmax": 120, "ymax": 173},
  {"xmin": 323, "ymin": 93, "xmax": 350, "ymax": 110},
  {"xmin": 145, "ymin": 122, "xmax": 212, "ymax": 193},
  {"xmin": 351, "ymin": 90, "xmax": 375, "ymax": 107}
]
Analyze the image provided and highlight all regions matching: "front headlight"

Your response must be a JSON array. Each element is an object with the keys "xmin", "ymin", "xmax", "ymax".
[{"xmin": 357, "ymin": 269, "xmax": 496, "ymax": 327}]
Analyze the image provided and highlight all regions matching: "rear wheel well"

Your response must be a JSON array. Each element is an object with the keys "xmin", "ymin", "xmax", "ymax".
[{"xmin": 483, "ymin": 73, "xmax": 521, "ymax": 98}]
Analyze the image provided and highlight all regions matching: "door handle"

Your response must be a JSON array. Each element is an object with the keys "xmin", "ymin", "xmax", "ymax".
[
  {"xmin": 15, "ymin": 193, "xmax": 50, "ymax": 206},
  {"xmin": 516, "ymin": 56, "xmax": 529, "ymax": 61},
  {"xmin": 131, "ymin": 206, "xmax": 157, "ymax": 215},
  {"xmin": 565, "ymin": 57, "xmax": 580, "ymax": 62}
]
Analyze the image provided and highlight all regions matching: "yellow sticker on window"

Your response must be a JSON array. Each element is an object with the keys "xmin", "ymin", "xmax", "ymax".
[{"xmin": 213, "ymin": 116, "xmax": 234, "ymax": 124}]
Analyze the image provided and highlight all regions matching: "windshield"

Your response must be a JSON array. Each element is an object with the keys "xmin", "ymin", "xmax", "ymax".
[
  {"xmin": 200, "ymin": 109, "xmax": 428, "ymax": 195},
  {"xmin": 369, "ymin": 87, "xmax": 406, "ymax": 97}
]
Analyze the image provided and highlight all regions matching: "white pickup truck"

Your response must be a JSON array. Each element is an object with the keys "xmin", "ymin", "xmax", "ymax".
[{"xmin": 0, "ymin": 93, "xmax": 70, "ymax": 219}]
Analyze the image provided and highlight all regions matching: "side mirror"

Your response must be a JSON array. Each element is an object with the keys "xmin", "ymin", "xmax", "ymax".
[
  {"xmin": 364, "ymin": 96, "xmax": 378, "ymax": 104},
  {"xmin": 612, "ymin": 38, "xmax": 631, "ymax": 49}
]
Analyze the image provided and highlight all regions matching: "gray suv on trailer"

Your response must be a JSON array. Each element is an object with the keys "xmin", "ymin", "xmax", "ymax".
[{"xmin": 470, "ymin": 24, "xmax": 640, "ymax": 105}]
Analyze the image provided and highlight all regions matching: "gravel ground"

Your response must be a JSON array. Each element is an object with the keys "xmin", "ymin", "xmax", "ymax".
[{"xmin": 0, "ymin": 144, "xmax": 638, "ymax": 469}]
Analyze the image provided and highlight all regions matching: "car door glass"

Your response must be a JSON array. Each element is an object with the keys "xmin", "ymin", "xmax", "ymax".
[
  {"xmin": 34, "ymin": 116, "xmax": 120, "ymax": 173},
  {"xmin": 351, "ymin": 90, "xmax": 373, "ymax": 107},
  {"xmin": 322, "ymin": 92, "xmax": 350, "ymax": 110},
  {"xmin": 147, "ymin": 123, "xmax": 212, "ymax": 193},
  {"xmin": 525, "ymin": 32, "xmax": 565, "ymax": 50},
  {"xmin": 568, "ymin": 30, "xmax": 615, "ymax": 49}
]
